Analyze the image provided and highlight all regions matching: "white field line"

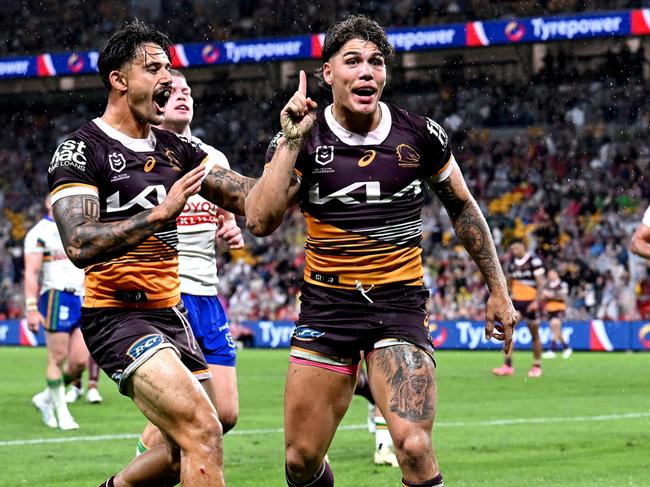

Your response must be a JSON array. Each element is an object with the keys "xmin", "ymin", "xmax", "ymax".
[{"xmin": 1, "ymin": 411, "xmax": 648, "ymax": 447}]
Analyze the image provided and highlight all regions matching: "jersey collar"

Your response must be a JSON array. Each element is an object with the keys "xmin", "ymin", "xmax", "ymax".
[
  {"xmin": 324, "ymin": 102, "xmax": 392, "ymax": 146},
  {"xmin": 92, "ymin": 118, "xmax": 157, "ymax": 152}
]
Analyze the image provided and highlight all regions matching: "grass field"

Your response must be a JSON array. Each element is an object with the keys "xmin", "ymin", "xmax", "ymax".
[{"xmin": 0, "ymin": 347, "xmax": 648, "ymax": 487}]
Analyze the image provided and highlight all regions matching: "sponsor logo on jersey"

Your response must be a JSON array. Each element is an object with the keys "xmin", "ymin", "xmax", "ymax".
[
  {"xmin": 315, "ymin": 145, "xmax": 334, "ymax": 165},
  {"xmin": 358, "ymin": 150, "xmax": 377, "ymax": 168},
  {"xmin": 165, "ymin": 149, "xmax": 183, "ymax": 171},
  {"xmin": 396, "ymin": 144, "xmax": 421, "ymax": 167},
  {"xmin": 126, "ymin": 334, "xmax": 164, "ymax": 361},
  {"xmin": 106, "ymin": 185, "xmax": 167, "ymax": 213},
  {"xmin": 293, "ymin": 326, "xmax": 325, "ymax": 341},
  {"xmin": 108, "ymin": 152, "xmax": 127, "ymax": 173},
  {"xmin": 49, "ymin": 139, "xmax": 88, "ymax": 173},
  {"xmin": 144, "ymin": 156, "xmax": 156, "ymax": 173},
  {"xmin": 309, "ymin": 180, "xmax": 422, "ymax": 205}
]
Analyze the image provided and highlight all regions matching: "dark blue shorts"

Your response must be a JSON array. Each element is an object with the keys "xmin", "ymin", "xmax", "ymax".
[
  {"xmin": 181, "ymin": 294, "xmax": 236, "ymax": 367},
  {"xmin": 38, "ymin": 289, "xmax": 82, "ymax": 333}
]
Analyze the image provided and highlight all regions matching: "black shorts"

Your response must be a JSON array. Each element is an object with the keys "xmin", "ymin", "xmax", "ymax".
[
  {"xmin": 291, "ymin": 282, "xmax": 435, "ymax": 367},
  {"xmin": 81, "ymin": 302, "xmax": 210, "ymax": 396},
  {"xmin": 513, "ymin": 299, "xmax": 539, "ymax": 322},
  {"xmin": 547, "ymin": 310, "xmax": 565, "ymax": 320}
]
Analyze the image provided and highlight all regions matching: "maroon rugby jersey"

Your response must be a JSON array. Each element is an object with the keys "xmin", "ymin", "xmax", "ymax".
[
  {"xmin": 267, "ymin": 102, "xmax": 454, "ymax": 290},
  {"xmin": 507, "ymin": 253, "xmax": 545, "ymax": 302},
  {"xmin": 48, "ymin": 118, "xmax": 208, "ymax": 308}
]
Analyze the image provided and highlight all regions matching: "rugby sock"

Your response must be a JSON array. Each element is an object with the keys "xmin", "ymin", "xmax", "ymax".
[
  {"xmin": 402, "ymin": 473, "xmax": 444, "ymax": 486},
  {"xmin": 136, "ymin": 438, "xmax": 148, "ymax": 456},
  {"xmin": 375, "ymin": 416, "xmax": 393, "ymax": 450},
  {"xmin": 354, "ymin": 370, "xmax": 375, "ymax": 405},
  {"xmin": 285, "ymin": 461, "xmax": 333, "ymax": 487},
  {"xmin": 88, "ymin": 358, "xmax": 100, "ymax": 389},
  {"xmin": 550, "ymin": 341, "xmax": 558, "ymax": 352},
  {"xmin": 47, "ymin": 378, "xmax": 67, "ymax": 410},
  {"xmin": 505, "ymin": 357, "xmax": 513, "ymax": 367},
  {"xmin": 532, "ymin": 361, "xmax": 541, "ymax": 369}
]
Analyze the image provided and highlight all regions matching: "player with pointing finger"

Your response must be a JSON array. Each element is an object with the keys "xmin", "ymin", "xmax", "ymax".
[{"xmin": 245, "ymin": 15, "xmax": 517, "ymax": 487}]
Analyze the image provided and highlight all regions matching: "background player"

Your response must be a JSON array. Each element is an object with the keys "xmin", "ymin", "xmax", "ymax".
[
  {"xmin": 48, "ymin": 21, "xmax": 255, "ymax": 487},
  {"xmin": 245, "ymin": 15, "xmax": 517, "ymax": 487},
  {"xmin": 136, "ymin": 69, "xmax": 244, "ymax": 455},
  {"xmin": 24, "ymin": 196, "xmax": 87, "ymax": 430},
  {"xmin": 493, "ymin": 238, "xmax": 545, "ymax": 377},
  {"xmin": 542, "ymin": 269, "xmax": 572, "ymax": 359}
]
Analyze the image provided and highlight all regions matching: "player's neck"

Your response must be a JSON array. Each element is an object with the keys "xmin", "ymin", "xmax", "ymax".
[
  {"xmin": 101, "ymin": 103, "xmax": 151, "ymax": 139},
  {"xmin": 332, "ymin": 103, "xmax": 382, "ymax": 134},
  {"xmin": 160, "ymin": 121, "xmax": 191, "ymax": 138}
]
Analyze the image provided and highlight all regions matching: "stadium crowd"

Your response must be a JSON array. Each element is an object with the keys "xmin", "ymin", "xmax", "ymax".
[
  {"xmin": 1, "ymin": 0, "xmax": 647, "ymax": 56},
  {"xmin": 2, "ymin": 40, "xmax": 650, "ymax": 329}
]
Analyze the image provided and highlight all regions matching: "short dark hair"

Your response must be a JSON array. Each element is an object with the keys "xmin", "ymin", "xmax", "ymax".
[
  {"xmin": 321, "ymin": 15, "xmax": 394, "ymax": 64},
  {"xmin": 98, "ymin": 19, "xmax": 172, "ymax": 90}
]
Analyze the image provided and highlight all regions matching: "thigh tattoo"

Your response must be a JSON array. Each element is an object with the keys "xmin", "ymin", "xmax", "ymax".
[{"xmin": 374, "ymin": 346, "xmax": 436, "ymax": 421}]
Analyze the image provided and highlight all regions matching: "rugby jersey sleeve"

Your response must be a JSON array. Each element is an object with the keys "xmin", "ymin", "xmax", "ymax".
[
  {"xmin": 48, "ymin": 136, "xmax": 100, "ymax": 204},
  {"xmin": 419, "ymin": 116, "xmax": 454, "ymax": 183},
  {"xmin": 642, "ymin": 205, "xmax": 650, "ymax": 227},
  {"xmin": 174, "ymin": 133, "xmax": 210, "ymax": 173}
]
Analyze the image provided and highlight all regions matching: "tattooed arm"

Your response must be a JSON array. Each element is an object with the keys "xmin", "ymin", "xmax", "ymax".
[
  {"xmin": 244, "ymin": 137, "xmax": 302, "ymax": 237},
  {"xmin": 53, "ymin": 165, "xmax": 205, "ymax": 268},
  {"xmin": 199, "ymin": 164, "xmax": 257, "ymax": 216},
  {"xmin": 429, "ymin": 164, "xmax": 518, "ymax": 351}
]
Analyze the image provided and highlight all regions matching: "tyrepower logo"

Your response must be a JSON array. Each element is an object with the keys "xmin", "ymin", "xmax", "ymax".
[
  {"xmin": 223, "ymin": 40, "xmax": 303, "ymax": 63},
  {"xmin": 530, "ymin": 15, "xmax": 623, "ymax": 41}
]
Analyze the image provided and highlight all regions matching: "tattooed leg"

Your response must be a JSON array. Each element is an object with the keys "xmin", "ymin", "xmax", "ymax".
[{"xmin": 367, "ymin": 344, "xmax": 440, "ymax": 482}]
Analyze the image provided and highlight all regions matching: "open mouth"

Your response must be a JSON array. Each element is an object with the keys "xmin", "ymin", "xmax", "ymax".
[
  {"xmin": 153, "ymin": 88, "xmax": 171, "ymax": 112},
  {"xmin": 175, "ymin": 103, "xmax": 190, "ymax": 112},
  {"xmin": 352, "ymin": 87, "xmax": 377, "ymax": 97}
]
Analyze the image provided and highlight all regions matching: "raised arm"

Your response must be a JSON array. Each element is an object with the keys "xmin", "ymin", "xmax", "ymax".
[
  {"xmin": 245, "ymin": 70, "xmax": 317, "ymax": 237},
  {"xmin": 53, "ymin": 165, "xmax": 205, "ymax": 268},
  {"xmin": 199, "ymin": 165, "xmax": 257, "ymax": 217},
  {"xmin": 429, "ymin": 164, "xmax": 517, "ymax": 351}
]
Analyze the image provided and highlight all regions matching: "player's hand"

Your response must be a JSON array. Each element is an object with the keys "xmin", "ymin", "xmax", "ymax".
[
  {"xmin": 280, "ymin": 70, "xmax": 317, "ymax": 144},
  {"xmin": 26, "ymin": 309, "xmax": 45, "ymax": 332},
  {"xmin": 216, "ymin": 214, "xmax": 244, "ymax": 249},
  {"xmin": 484, "ymin": 292, "xmax": 518, "ymax": 354},
  {"xmin": 156, "ymin": 165, "xmax": 205, "ymax": 222}
]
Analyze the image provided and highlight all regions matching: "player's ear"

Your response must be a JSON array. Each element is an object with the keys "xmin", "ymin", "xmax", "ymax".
[
  {"xmin": 322, "ymin": 62, "xmax": 333, "ymax": 87},
  {"xmin": 108, "ymin": 69, "xmax": 128, "ymax": 93}
]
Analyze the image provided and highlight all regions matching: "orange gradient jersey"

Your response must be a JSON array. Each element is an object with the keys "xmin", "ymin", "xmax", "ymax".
[
  {"xmin": 48, "ymin": 118, "xmax": 208, "ymax": 308},
  {"xmin": 507, "ymin": 253, "xmax": 545, "ymax": 302},
  {"xmin": 267, "ymin": 102, "xmax": 454, "ymax": 290}
]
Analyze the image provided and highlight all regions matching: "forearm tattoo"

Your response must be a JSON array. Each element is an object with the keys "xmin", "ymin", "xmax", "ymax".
[
  {"xmin": 53, "ymin": 195, "xmax": 163, "ymax": 268},
  {"xmin": 201, "ymin": 166, "xmax": 257, "ymax": 216},
  {"xmin": 433, "ymin": 178, "xmax": 507, "ymax": 293},
  {"xmin": 374, "ymin": 346, "xmax": 436, "ymax": 422}
]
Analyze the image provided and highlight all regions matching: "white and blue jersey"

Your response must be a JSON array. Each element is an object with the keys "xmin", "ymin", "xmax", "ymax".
[
  {"xmin": 176, "ymin": 136, "xmax": 236, "ymax": 366},
  {"xmin": 24, "ymin": 217, "xmax": 84, "ymax": 333}
]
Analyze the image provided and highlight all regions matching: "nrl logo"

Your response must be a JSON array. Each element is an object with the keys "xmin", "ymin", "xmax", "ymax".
[
  {"xmin": 108, "ymin": 152, "xmax": 127, "ymax": 173},
  {"xmin": 315, "ymin": 145, "xmax": 334, "ymax": 166}
]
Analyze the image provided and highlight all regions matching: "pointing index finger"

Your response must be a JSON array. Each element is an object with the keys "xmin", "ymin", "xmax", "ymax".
[{"xmin": 298, "ymin": 70, "xmax": 307, "ymax": 96}]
